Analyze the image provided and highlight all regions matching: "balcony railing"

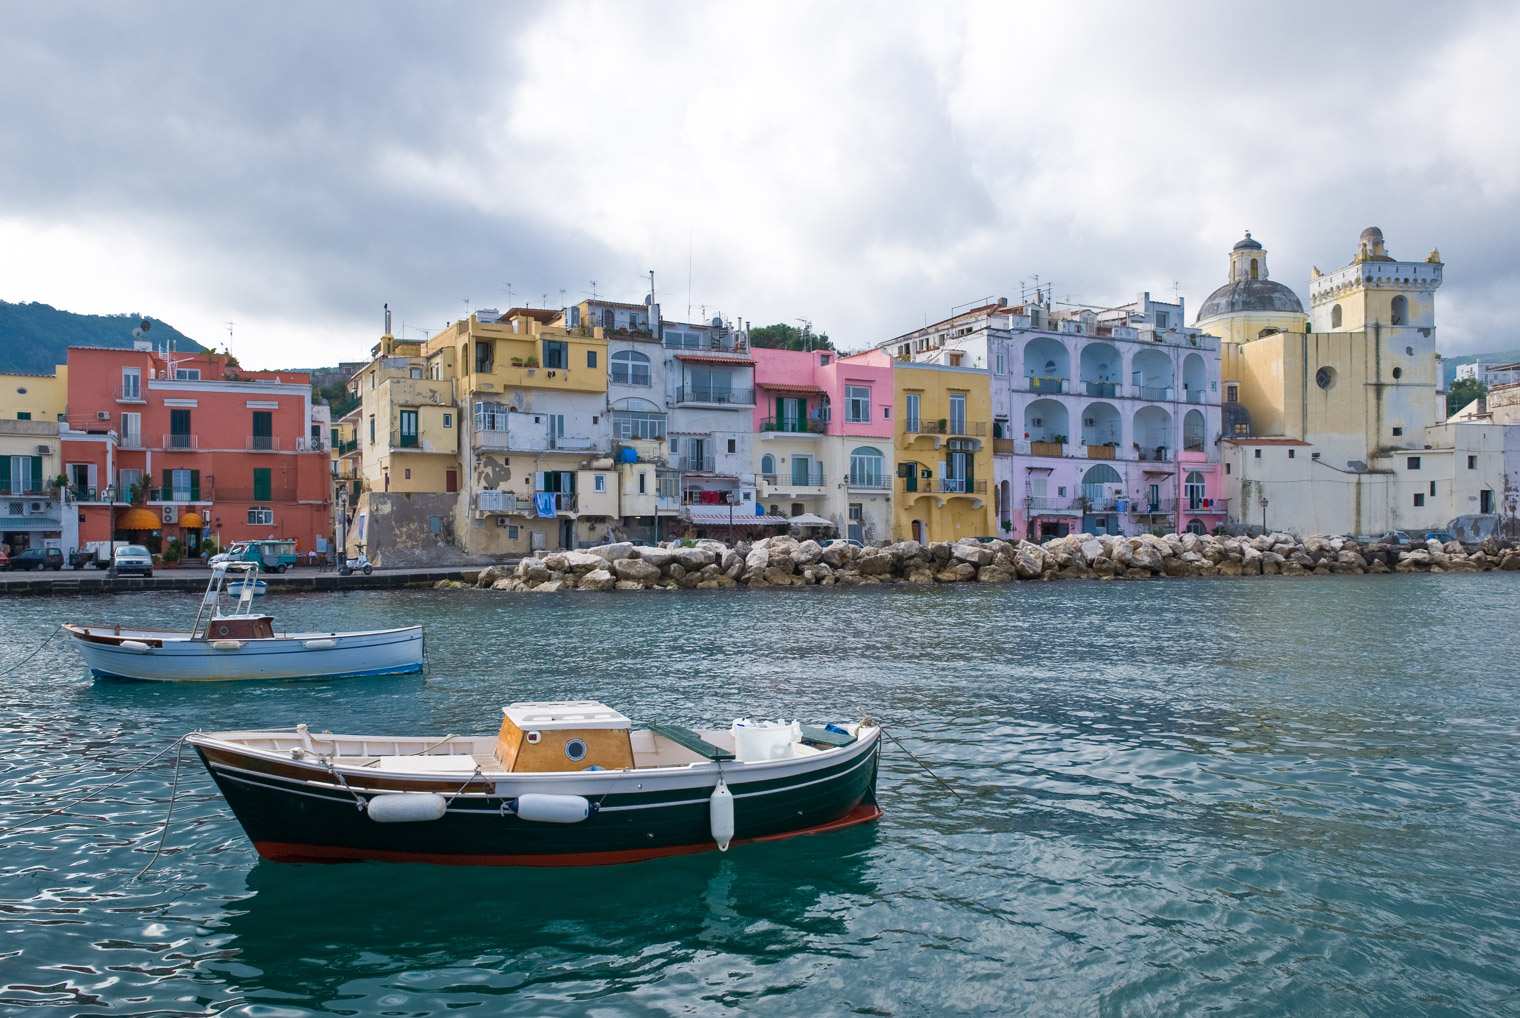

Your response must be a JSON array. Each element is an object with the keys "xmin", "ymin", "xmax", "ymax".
[
  {"xmin": 1183, "ymin": 435, "xmax": 1206, "ymax": 452},
  {"xmin": 247, "ymin": 436, "xmax": 280, "ymax": 451},
  {"xmin": 934, "ymin": 479, "xmax": 988, "ymax": 495},
  {"xmin": 1137, "ymin": 385, "xmax": 1172, "ymax": 401},
  {"xmin": 993, "ymin": 438, "xmax": 1016, "ymax": 455},
  {"xmin": 674, "ymin": 454, "xmax": 716, "ymax": 473},
  {"xmin": 163, "ymin": 434, "xmax": 196, "ymax": 450},
  {"xmin": 337, "ymin": 439, "xmax": 359, "ymax": 455},
  {"xmin": 119, "ymin": 433, "xmax": 144, "ymax": 449},
  {"xmin": 1182, "ymin": 497, "xmax": 1229, "ymax": 514},
  {"xmin": 532, "ymin": 492, "xmax": 578, "ymax": 512},
  {"xmin": 1029, "ymin": 441, "xmax": 1065, "ymax": 457},
  {"xmin": 1085, "ymin": 444, "xmax": 1117, "ymax": 460},
  {"xmin": 846, "ymin": 473, "xmax": 890, "ymax": 489},
  {"xmin": 1128, "ymin": 499, "xmax": 1178, "ymax": 515},
  {"xmin": 148, "ymin": 486, "xmax": 202, "ymax": 502},
  {"xmin": 1083, "ymin": 381, "xmax": 1118, "ymax": 397},
  {"xmin": 114, "ymin": 385, "xmax": 145, "ymax": 403},
  {"xmin": 904, "ymin": 420, "xmax": 989, "ymax": 437},
  {"xmin": 1135, "ymin": 446, "xmax": 1171, "ymax": 461},
  {"xmin": 763, "ymin": 468, "xmax": 825, "ymax": 487},
  {"xmin": 760, "ymin": 416, "xmax": 825, "ymax": 434},
  {"xmin": 549, "ymin": 434, "xmax": 598, "ymax": 452},
  {"xmin": 1185, "ymin": 390, "xmax": 1205, "ymax": 404},
  {"xmin": 1025, "ymin": 496, "xmax": 1078, "ymax": 512},
  {"xmin": 1027, "ymin": 377, "xmax": 1065, "ymax": 394},
  {"xmin": 676, "ymin": 386, "xmax": 754, "ymax": 406}
]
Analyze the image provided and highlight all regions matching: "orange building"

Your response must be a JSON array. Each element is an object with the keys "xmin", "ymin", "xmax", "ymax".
[{"xmin": 61, "ymin": 345, "xmax": 330, "ymax": 555}]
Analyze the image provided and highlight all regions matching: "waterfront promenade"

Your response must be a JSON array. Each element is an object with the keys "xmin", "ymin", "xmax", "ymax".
[{"xmin": 0, "ymin": 562, "xmax": 497, "ymax": 596}]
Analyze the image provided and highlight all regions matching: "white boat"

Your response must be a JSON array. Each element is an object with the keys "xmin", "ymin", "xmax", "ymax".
[
  {"xmin": 227, "ymin": 578, "xmax": 267, "ymax": 597},
  {"xmin": 64, "ymin": 562, "xmax": 424, "ymax": 682}
]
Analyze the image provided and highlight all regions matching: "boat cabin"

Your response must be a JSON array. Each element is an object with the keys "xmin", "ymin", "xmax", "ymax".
[
  {"xmin": 495, "ymin": 700, "xmax": 635, "ymax": 772},
  {"xmin": 202, "ymin": 615, "xmax": 276, "ymax": 640}
]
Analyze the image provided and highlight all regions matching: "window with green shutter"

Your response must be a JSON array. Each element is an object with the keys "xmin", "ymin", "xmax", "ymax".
[
  {"xmin": 29, "ymin": 456, "xmax": 42, "ymax": 493},
  {"xmin": 0, "ymin": 457, "xmax": 10, "ymax": 494},
  {"xmin": 253, "ymin": 468, "xmax": 271, "ymax": 501}
]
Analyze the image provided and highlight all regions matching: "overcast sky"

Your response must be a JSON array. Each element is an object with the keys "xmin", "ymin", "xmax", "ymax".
[{"xmin": 3, "ymin": 1, "xmax": 1518, "ymax": 368}]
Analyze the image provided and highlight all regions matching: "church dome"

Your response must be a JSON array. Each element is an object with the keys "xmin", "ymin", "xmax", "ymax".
[
  {"xmin": 1196, "ymin": 278, "xmax": 1304, "ymax": 321},
  {"xmin": 1196, "ymin": 231, "xmax": 1306, "ymax": 322}
]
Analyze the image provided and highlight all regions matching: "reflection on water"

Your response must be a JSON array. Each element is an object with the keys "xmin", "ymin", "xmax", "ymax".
[{"xmin": 1, "ymin": 575, "xmax": 1518, "ymax": 1015}]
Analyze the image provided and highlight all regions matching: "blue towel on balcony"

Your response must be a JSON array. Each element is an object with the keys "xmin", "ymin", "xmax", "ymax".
[{"xmin": 535, "ymin": 492, "xmax": 557, "ymax": 518}]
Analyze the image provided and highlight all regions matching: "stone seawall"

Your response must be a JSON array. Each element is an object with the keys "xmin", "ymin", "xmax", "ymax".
[{"xmin": 458, "ymin": 532, "xmax": 1520, "ymax": 594}]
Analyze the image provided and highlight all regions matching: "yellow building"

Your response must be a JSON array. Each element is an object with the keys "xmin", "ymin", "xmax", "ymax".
[
  {"xmin": 0, "ymin": 365, "xmax": 69, "ymax": 422},
  {"xmin": 425, "ymin": 309, "xmax": 617, "ymax": 554},
  {"xmin": 889, "ymin": 358, "xmax": 996, "ymax": 542},
  {"xmin": 355, "ymin": 334, "xmax": 460, "ymax": 496}
]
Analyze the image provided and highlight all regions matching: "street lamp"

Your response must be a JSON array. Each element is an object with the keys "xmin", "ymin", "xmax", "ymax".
[{"xmin": 1259, "ymin": 496, "xmax": 1269, "ymax": 531}]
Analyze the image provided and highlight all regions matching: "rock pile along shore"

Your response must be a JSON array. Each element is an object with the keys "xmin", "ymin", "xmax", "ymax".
[{"xmin": 443, "ymin": 532, "xmax": 1520, "ymax": 593}]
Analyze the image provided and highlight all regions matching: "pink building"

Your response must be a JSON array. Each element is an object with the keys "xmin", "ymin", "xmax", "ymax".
[{"xmin": 751, "ymin": 347, "xmax": 895, "ymax": 541}]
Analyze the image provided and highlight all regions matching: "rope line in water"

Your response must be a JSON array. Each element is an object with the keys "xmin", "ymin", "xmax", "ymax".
[
  {"xmin": 133, "ymin": 737, "xmax": 187, "ymax": 881},
  {"xmin": 0, "ymin": 735, "xmax": 187, "ymax": 835},
  {"xmin": 0, "ymin": 624, "xmax": 65, "ymax": 677},
  {"xmin": 877, "ymin": 725, "xmax": 965, "ymax": 802}
]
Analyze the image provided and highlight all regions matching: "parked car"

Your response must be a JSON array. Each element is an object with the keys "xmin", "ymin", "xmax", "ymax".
[
  {"xmin": 820, "ymin": 538, "xmax": 864, "ymax": 549},
  {"xmin": 111, "ymin": 544, "xmax": 154, "ymax": 577},
  {"xmin": 1379, "ymin": 530, "xmax": 1412, "ymax": 545},
  {"xmin": 1423, "ymin": 530, "xmax": 1456, "ymax": 544},
  {"xmin": 0, "ymin": 550, "xmax": 10, "ymax": 571},
  {"xmin": 11, "ymin": 547, "xmax": 64, "ymax": 571}
]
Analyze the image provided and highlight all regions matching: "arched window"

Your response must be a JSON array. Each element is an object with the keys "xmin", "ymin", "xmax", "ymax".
[
  {"xmin": 1331, "ymin": 304, "xmax": 1343, "ymax": 328},
  {"xmin": 1186, "ymin": 518, "xmax": 1206, "ymax": 535},
  {"xmin": 1183, "ymin": 409, "xmax": 1206, "ymax": 451},
  {"xmin": 1390, "ymin": 294, "xmax": 1408, "ymax": 326},
  {"xmin": 1081, "ymin": 464, "xmax": 1121, "ymax": 507},
  {"xmin": 760, "ymin": 453, "xmax": 776, "ymax": 479},
  {"xmin": 1250, "ymin": 258, "xmax": 1259, "ymax": 279},
  {"xmin": 609, "ymin": 349, "xmax": 651, "ymax": 386},
  {"xmin": 849, "ymin": 446, "xmax": 884, "ymax": 488}
]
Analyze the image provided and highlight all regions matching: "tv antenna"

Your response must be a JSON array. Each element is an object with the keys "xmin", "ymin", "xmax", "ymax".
[{"xmin": 500, "ymin": 282, "xmax": 515, "ymax": 306}]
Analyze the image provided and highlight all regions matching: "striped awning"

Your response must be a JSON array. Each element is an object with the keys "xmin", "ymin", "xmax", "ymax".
[
  {"xmin": 673, "ymin": 353, "xmax": 756, "ymax": 366},
  {"xmin": 0, "ymin": 517, "xmax": 61, "ymax": 531},
  {"xmin": 683, "ymin": 506, "xmax": 789, "ymax": 527}
]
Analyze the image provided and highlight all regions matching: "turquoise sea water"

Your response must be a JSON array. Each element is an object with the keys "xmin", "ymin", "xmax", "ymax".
[{"xmin": 1, "ymin": 575, "xmax": 1518, "ymax": 1016}]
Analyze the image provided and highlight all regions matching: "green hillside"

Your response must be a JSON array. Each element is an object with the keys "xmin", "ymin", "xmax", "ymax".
[{"xmin": 0, "ymin": 300, "xmax": 206, "ymax": 375}]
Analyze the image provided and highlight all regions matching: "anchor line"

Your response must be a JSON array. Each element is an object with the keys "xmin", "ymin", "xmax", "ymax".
[
  {"xmin": 132, "ymin": 737, "xmax": 187, "ymax": 881},
  {"xmin": 0, "ymin": 624, "xmax": 64, "ymax": 677},
  {"xmin": 0, "ymin": 735, "xmax": 187, "ymax": 835},
  {"xmin": 877, "ymin": 725, "xmax": 965, "ymax": 802}
]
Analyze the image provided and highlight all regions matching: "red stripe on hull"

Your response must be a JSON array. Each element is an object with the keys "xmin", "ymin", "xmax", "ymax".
[{"xmin": 252, "ymin": 803, "xmax": 882, "ymax": 867}]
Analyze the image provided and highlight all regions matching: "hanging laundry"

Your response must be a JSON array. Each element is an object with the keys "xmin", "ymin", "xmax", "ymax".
[{"xmin": 535, "ymin": 492, "xmax": 557, "ymax": 518}]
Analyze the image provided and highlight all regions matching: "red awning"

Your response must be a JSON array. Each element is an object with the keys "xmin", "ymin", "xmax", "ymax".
[
  {"xmin": 759, "ymin": 383, "xmax": 824, "ymax": 395},
  {"xmin": 683, "ymin": 506, "xmax": 788, "ymax": 526}
]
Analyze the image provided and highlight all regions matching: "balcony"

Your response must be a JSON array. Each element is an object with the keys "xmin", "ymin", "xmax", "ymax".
[
  {"xmin": 1128, "ymin": 499, "xmax": 1178, "ymax": 515},
  {"xmin": 993, "ymin": 438, "xmax": 1016, "ymax": 455},
  {"xmin": 1185, "ymin": 390, "xmax": 1205, "ymax": 404},
  {"xmin": 337, "ymin": 439, "xmax": 359, "ymax": 455},
  {"xmin": 1029, "ymin": 441, "xmax": 1065, "ymax": 457},
  {"xmin": 533, "ymin": 492, "xmax": 578, "ymax": 513},
  {"xmin": 1027, "ymin": 377, "xmax": 1066, "ymax": 394},
  {"xmin": 1082, "ymin": 381, "xmax": 1118, "ymax": 398},
  {"xmin": 1181, "ymin": 497, "xmax": 1229, "ymax": 515},
  {"xmin": 763, "ymin": 468, "xmax": 825, "ymax": 488},
  {"xmin": 1136, "ymin": 386, "xmax": 1172, "ymax": 401},
  {"xmin": 675, "ymin": 454, "xmax": 716, "ymax": 473},
  {"xmin": 1025, "ymin": 496, "xmax": 1079, "ymax": 513},
  {"xmin": 846, "ymin": 473, "xmax": 891, "ymax": 490},
  {"xmin": 935, "ymin": 479, "xmax": 988, "ymax": 495},
  {"xmin": 549, "ymin": 434, "xmax": 599, "ymax": 452},
  {"xmin": 119, "ymin": 433, "xmax": 145, "ymax": 449},
  {"xmin": 113, "ymin": 384, "xmax": 145, "ymax": 404},
  {"xmin": 760, "ymin": 416, "xmax": 825, "ymax": 435},
  {"xmin": 475, "ymin": 424, "xmax": 548, "ymax": 453},
  {"xmin": 247, "ymin": 436, "xmax": 281, "ymax": 452},
  {"xmin": 162, "ymin": 435, "xmax": 196, "ymax": 450},
  {"xmin": 1135, "ymin": 446, "xmax": 1171, "ymax": 462},
  {"xmin": 676, "ymin": 386, "xmax": 754, "ymax": 406},
  {"xmin": 1086, "ymin": 445, "xmax": 1117, "ymax": 460},
  {"xmin": 148, "ymin": 486, "xmax": 204, "ymax": 502},
  {"xmin": 903, "ymin": 420, "xmax": 989, "ymax": 437}
]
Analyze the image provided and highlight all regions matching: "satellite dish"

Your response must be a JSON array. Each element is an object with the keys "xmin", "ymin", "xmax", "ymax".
[{"xmin": 132, "ymin": 328, "xmax": 143, "ymax": 339}]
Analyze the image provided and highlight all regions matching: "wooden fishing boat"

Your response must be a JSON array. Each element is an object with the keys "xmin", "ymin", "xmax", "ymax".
[
  {"xmin": 63, "ymin": 562, "xmax": 423, "ymax": 682},
  {"xmin": 187, "ymin": 700, "xmax": 881, "ymax": 866}
]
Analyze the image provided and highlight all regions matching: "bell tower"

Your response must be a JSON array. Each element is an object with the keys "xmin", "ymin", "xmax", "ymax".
[{"xmin": 1309, "ymin": 226, "xmax": 1442, "ymax": 333}]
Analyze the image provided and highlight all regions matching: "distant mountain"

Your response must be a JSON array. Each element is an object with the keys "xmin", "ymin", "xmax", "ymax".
[
  {"xmin": 0, "ymin": 300, "xmax": 206, "ymax": 375},
  {"xmin": 1443, "ymin": 348, "xmax": 1520, "ymax": 385}
]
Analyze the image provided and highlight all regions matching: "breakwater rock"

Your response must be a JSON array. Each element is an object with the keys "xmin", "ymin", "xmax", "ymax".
[{"xmin": 466, "ymin": 533, "xmax": 1520, "ymax": 593}]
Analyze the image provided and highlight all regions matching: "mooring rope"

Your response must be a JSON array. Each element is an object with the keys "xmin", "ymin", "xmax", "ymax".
[
  {"xmin": 0, "ymin": 624, "xmax": 64, "ymax": 678},
  {"xmin": 876, "ymin": 724, "xmax": 965, "ymax": 802},
  {"xmin": 132, "ymin": 737, "xmax": 187, "ymax": 881},
  {"xmin": 0, "ymin": 735, "xmax": 187, "ymax": 835}
]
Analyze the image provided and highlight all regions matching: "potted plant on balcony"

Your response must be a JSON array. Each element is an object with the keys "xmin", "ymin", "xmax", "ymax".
[
  {"xmin": 524, "ymin": 356, "xmax": 540, "ymax": 368},
  {"xmin": 510, "ymin": 357, "xmax": 524, "ymax": 368}
]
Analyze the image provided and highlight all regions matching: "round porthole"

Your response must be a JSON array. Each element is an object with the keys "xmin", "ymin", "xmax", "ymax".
[
  {"xmin": 216, "ymin": 624, "xmax": 230, "ymax": 636},
  {"xmin": 564, "ymin": 738, "xmax": 587, "ymax": 762},
  {"xmin": 1316, "ymin": 366, "xmax": 1337, "ymax": 390}
]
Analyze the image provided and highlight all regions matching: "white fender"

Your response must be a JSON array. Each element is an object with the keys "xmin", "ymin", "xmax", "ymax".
[
  {"xmin": 303, "ymin": 639, "xmax": 338, "ymax": 650},
  {"xmin": 211, "ymin": 640, "xmax": 244, "ymax": 651},
  {"xmin": 710, "ymin": 778, "xmax": 734, "ymax": 851},
  {"xmin": 119, "ymin": 640, "xmax": 152, "ymax": 653},
  {"xmin": 512, "ymin": 793, "xmax": 591, "ymax": 824},
  {"xmin": 366, "ymin": 792, "xmax": 448, "ymax": 823}
]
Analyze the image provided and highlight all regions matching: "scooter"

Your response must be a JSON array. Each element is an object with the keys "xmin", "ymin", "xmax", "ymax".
[{"xmin": 338, "ymin": 547, "xmax": 373, "ymax": 576}]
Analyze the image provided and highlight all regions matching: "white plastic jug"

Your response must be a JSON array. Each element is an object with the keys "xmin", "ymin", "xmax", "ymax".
[{"xmin": 730, "ymin": 719, "xmax": 797, "ymax": 762}]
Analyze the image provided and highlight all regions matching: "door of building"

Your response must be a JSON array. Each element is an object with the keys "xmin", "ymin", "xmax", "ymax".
[
  {"xmin": 558, "ymin": 519, "xmax": 574, "ymax": 549},
  {"xmin": 445, "ymin": 469, "xmax": 458, "ymax": 493}
]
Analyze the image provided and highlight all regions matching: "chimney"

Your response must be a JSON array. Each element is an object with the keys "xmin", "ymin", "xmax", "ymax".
[{"xmin": 384, "ymin": 303, "xmax": 392, "ymax": 336}]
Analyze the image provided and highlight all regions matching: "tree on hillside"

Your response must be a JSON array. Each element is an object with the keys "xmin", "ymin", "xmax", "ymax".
[
  {"xmin": 1447, "ymin": 377, "xmax": 1486, "ymax": 416},
  {"xmin": 748, "ymin": 322, "xmax": 834, "ymax": 352}
]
